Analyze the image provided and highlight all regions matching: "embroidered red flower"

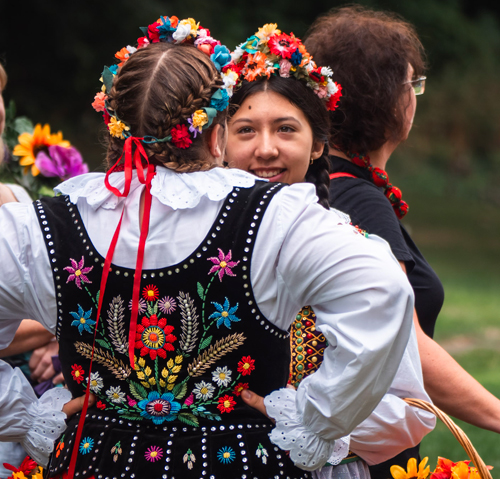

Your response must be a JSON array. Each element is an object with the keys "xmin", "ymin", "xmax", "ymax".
[
  {"xmin": 136, "ymin": 314, "xmax": 176, "ymax": 360},
  {"xmin": 217, "ymin": 395, "xmax": 236, "ymax": 413},
  {"xmin": 268, "ymin": 33, "xmax": 299, "ymax": 59},
  {"xmin": 171, "ymin": 124, "xmax": 192, "ymax": 149},
  {"xmin": 97, "ymin": 400, "xmax": 106, "ymax": 410},
  {"xmin": 237, "ymin": 356, "xmax": 255, "ymax": 376},
  {"xmin": 142, "ymin": 284, "xmax": 159, "ymax": 302},
  {"xmin": 233, "ymin": 382, "xmax": 249, "ymax": 396},
  {"xmin": 71, "ymin": 364, "xmax": 85, "ymax": 384}
]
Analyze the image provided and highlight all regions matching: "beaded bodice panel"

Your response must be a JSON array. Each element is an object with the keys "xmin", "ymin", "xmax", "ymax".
[{"xmin": 34, "ymin": 183, "xmax": 310, "ymax": 478}]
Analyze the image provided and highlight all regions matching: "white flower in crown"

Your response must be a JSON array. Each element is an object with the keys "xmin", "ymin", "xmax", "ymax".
[
  {"xmin": 173, "ymin": 23, "xmax": 192, "ymax": 43},
  {"xmin": 327, "ymin": 78, "xmax": 339, "ymax": 95},
  {"xmin": 222, "ymin": 70, "xmax": 239, "ymax": 92},
  {"xmin": 231, "ymin": 44, "xmax": 245, "ymax": 63},
  {"xmin": 126, "ymin": 45, "xmax": 137, "ymax": 55},
  {"xmin": 321, "ymin": 66, "xmax": 333, "ymax": 77}
]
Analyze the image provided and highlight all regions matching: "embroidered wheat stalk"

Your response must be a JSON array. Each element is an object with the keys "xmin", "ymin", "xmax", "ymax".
[
  {"xmin": 178, "ymin": 292, "xmax": 199, "ymax": 353},
  {"xmin": 75, "ymin": 342, "xmax": 131, "ymax": 379},
  {"xmin": 107, "ymin": 296, "xmax": 127, "ymax": 355},
  {"xmin": 187, "ymin": 332, "xmax": 245, "ymax": 378}
]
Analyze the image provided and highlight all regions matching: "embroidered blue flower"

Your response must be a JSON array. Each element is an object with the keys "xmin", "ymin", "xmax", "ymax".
[
  {"xmin": 79, "ymin": 437, "xmax": 94, "ymax": 455},
  {"xmin": 210, "ymin": 45, "xmax": 232, "ymax": 72},
  {"xmin": 138, "ymin": 391, "xmax": 181, "ymax": 425},
  {"xmin": 217, "ymin": 446, "xmax": 236, "ymax": 464},
  {"xmin": 209, "ymin": 298, "xmax": 240, "ymax": 329},
  {"xmin": 70, "ymin": 305, "xmax": 95, "ymax": 335},
  {"xmin": 210, "ymin": 89, "xmax": 229, "ymax": 112}
]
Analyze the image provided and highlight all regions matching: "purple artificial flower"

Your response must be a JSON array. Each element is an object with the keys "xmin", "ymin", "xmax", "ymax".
[{"xmin": 35, "ymin": 145, "xmax": 88, "ymax": 180}]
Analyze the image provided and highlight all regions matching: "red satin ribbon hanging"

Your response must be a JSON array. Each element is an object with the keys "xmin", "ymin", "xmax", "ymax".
[{"xmin": 68, "ymin": 136, "xmax": 156, "ymax": 479}]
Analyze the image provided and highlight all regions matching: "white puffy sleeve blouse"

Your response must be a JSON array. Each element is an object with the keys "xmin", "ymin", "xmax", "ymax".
[{"xmin": 0, "ymin": 167, "xmax": 431, "ymax": 469}]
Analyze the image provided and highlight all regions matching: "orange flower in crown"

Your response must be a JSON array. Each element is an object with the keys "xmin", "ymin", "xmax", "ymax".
[{"xmin": 226, "ymin": 23, "xmax": 342, "ymax": 112}]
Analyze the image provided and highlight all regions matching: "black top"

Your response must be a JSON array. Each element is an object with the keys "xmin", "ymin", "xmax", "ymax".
[
  {"xmin": 329, "ymin": 156, "xmax": 444, "ymax": 338},
  {"xmin": 35, "ymin": 183, "xmax": 310, "ymax": 479},
  {"xmin": 328, "ymin": 155, "xmax": 445, "ymax": 476}
]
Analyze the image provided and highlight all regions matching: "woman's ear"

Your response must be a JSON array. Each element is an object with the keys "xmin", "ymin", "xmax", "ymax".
[
  {"xmin": 311, "ymin": 139, "xmax": 325, "ymax": 161},
  {"xmin": 208, "ymin": 123, "xmax": 227, "ymax": 166}
]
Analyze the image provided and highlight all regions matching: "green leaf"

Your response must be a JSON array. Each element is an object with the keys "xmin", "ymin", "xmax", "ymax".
[
  {"xmin": 96, "ymin": 339, "xmax": 111, "ymax": 350},
  {"xmin": 199, "ymin": 335, "xmax": 212, "ymax": 350},
  {"xmin": 129, "ymin": 381, "xmax": 148, "ymax": 400},
  {"xmin": 178, "ymin": 412, "xmax": 199, "ymax": 427},
  {"xmin": 197, "ymin": 282, "xmax": 205, "ymax": 300},
  {"xmin": 172, "ymin": 382, "xmax": 188, "ymax": 399},
  {"xmin": 120, "ymin": 415, "xmax": 141, "ymax": 421}
]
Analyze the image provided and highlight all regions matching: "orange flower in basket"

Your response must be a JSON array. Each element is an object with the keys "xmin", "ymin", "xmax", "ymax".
[{"xmin": 391, "ymin": 457, "xmax": 430, "ymax": 479}]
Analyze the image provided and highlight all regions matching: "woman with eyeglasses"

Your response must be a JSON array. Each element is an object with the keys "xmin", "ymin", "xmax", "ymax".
[{"xmin": 304, "ymin": 5, "xmax": 500, "ymax": 478}]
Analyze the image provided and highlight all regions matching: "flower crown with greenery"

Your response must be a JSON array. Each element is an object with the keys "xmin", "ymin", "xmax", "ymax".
[
  {"xmin": 91, "ymin": 15, "xmax": 234, "ymax": 149},
  {"xmin": 228, "ymin": 24, "xmax": 342, "ymax": 111}
]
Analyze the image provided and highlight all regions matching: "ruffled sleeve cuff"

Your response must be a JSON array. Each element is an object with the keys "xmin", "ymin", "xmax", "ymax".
[
  {"xmin": 22, "ymin": 387, "xmax": 72, "ymax": 467},
  {"xmin": 264, "ymin": 388, "xmax": 350, "ymax": 471}
]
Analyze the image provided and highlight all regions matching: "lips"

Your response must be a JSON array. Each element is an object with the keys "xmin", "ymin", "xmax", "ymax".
[{"xmin": 252, "ymin": 169, "xmax": 284, "ymax": 179}]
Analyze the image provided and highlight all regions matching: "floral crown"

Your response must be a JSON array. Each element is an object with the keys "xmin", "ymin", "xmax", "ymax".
[
  {"xmin": 227, "ymin": 24, "xmax": 342, "ymax": 111},
  {"xmin": 91, "ymin": 15, "xmax": 234, "ymax": 149}
]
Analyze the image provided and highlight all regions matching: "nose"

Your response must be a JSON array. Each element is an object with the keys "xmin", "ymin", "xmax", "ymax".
[{"xmin": 255, "ymin": 130, "xmax": 278, "ymax": 161}]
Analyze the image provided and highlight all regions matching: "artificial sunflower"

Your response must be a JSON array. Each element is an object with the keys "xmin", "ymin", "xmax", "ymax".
[
  {"xmin": 12, "ymin": 123, "xmax": 70, "ymax": 176},
  {"xmin": 391, "ymin": 457, "xmax": 431, "ymax": 479}
]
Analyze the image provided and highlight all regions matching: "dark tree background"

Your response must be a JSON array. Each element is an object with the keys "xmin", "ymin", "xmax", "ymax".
[{"xmin": 2, "ymin": 0, "xmax": 500, "ymax": 200}]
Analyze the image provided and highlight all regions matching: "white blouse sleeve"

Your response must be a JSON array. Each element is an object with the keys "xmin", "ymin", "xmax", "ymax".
[
  {"xmin": 349, "ymin": 327, "xmax": 436, "ymax": 465},
  {"xmin": 254, "ymin": 184, "xmax": 415, "ymax": 471},
  {"xmin": 0, "ymin": 362, "xmax": 72, "ymax": 466}
]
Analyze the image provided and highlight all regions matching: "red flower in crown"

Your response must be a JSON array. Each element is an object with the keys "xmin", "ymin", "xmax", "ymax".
[
  {"xmin": 136, "ymin": 314, "xmax": 176, "ymax": 360},
  {"xmin": 171, "ymin": 124, "xmax": 192, "ymax": 149},
  {"xmin": 268, "ymin": 33, "xmax": 300, "ymax": 59},
  {"xmin": 326, "ymin": 84, "xmax": 343, "ymax": 112},
  {"xmin": 147, "ymin": 21, "xmax": 161, "ymax": 43}
]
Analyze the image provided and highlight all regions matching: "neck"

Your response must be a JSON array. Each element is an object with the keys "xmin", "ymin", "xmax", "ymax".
[{"xmin": 366, "ymin": 141, "xmax": 398, "ymax": 170}]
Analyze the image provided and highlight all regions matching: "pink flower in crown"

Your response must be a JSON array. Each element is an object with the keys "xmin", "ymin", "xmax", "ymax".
[
  {"xmin": 63, "ymin": 256, "xmax": 93, "ymax": 289},
  {"xmin": 208, "ymin": 248, "xmax": 240, "ymax": 281},
  {"xmin": 279, "ymin": 59, "xmax": 292, "ymax": 78}
]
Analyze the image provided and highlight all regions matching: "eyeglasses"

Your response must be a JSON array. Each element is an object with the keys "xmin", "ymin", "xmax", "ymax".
[{"xmin": 404, "ymin": 76, "xmax": 426, "ymax": 95}]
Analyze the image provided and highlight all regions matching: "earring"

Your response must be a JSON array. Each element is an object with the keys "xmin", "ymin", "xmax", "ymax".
[{"xmin": 310, "ymin": 156, "xmax": 314, "ymax": 165}]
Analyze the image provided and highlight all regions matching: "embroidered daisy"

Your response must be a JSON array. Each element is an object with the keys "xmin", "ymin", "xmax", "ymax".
[
  {"xmin": 106, "ymin": 385, "xmax": 126, "ymax": 404},
  {"xmin": 142, "ymin": 284, "xmax": 159, "ymax": 302},
  {"xmin": 193, "ymin": 381, "xmax": 215, "ymax": 400},
  {"xmin": 70, "ymin": 364, "xmax": 85, "ymax": 384},
  {"xmin": 63, "ymin": 256, "xmax": 93, "ymax": 289},
  {"xmin": 158, "ymin": 296, "xmax": 177, "ymax": 314},
  {"xmin": 79, "ymin": 437, "xmax": 94, "ymax": 455},
  {"xmin": 69, "ymin": 305, "xmax": 95, "ymax": 335},
  {"xmin": 237, "ymin": 356, "xmax": 255, "ymax": 376},
  {"xmin": 217, "ymin": 394, "xmax": 236, "ymax": 413},
  {"xmin": 212, "ymin": 366, "xmax": 232, "ymax": 387},
  {"xmin": 87, "ymin": 371, "xmax": 104, "ymax": 393},
  {"xmin": 207, "ymin": 248, "xmax": 240, "ymax": 281},
  {"xmin": 145, "ymin": 445, "xmax": 163, "ymax": 462},
  {"xmin": 217, "ymin": 446, "xmax": 236, "ymax": 464},
  {"xmin": 209, "ymin": 298, "xmax": 241, "ymax": 329}
]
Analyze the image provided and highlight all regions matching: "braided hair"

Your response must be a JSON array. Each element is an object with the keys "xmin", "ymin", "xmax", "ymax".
[
  {"xmin": 229, "ymin": 75, "xmax": 331, "ymax": 209},
  {"xmin": 106, "ymin": 42, "xmax": 226, "ymax": 172}
]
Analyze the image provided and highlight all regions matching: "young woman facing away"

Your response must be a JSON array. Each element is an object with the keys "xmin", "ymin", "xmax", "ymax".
[
  {"xmin": 225, "ymin": 24, "xmax": 435, "ymax": 479},
  {"xmin": 0, "ymin": 15, "xmax": 414, "ymax": 478}
]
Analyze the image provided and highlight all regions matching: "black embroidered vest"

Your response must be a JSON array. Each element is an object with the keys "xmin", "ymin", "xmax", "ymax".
[{"xmin": 35, "ymin": 182, "xmax": 311, "ymax": 479}]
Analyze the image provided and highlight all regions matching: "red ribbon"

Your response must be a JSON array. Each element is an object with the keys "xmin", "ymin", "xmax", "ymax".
[{"xmin": 68, "ymin": 137, "xmax": 156, "ymax": 479}]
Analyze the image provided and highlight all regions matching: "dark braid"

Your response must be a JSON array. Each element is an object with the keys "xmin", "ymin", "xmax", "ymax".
[
  {"xmin": 305, "ymin": 145, "xmax": 331, "ymax": 210},
  {"xmin": 106, "ymin": 42, "xmax": 226, "ymax": 172}
]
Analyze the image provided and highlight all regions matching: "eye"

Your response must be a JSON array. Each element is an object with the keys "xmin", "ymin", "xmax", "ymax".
[
  {"xmin": 236, "ymin": 126, "xmax": 254, "ymax": 134},
  {"xmin": 278, "ymin": 125, "xmax": 296, "ymax": 133}
]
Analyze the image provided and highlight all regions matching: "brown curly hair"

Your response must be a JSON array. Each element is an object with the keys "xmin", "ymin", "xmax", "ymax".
[
  {"xmin": 304, "ymin": 5, "xmax": 426, "ymax": 154},
  {"xmin": 105, "ymin": 42, "xmax": 226, "ymax": 172}
]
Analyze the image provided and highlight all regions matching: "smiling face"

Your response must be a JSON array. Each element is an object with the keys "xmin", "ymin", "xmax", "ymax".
[{"xmin": 226, "ymin": 90, "xmax": 324, "ymax": 185}]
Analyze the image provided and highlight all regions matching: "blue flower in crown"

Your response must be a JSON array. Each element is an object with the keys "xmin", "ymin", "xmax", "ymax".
[
  {"xmin": 291, "ymin": 48, "xmax": 303, "ymax": 67},
  {"xmin": 210, "ymin": 89, "xmax": 230, "ymax": 111},
  {"xmin": 240, "ymin": 35, "xmax": 260, "ymax": 54},
  {"xmin": 157, "ymin": 16, "xmax": 178, "ymax": 40},
  {"xmin": 210, "ymin": 45, "xmax": 232, "ymax": 72},
  {"xmin": 70, "ymin": 305, "xmax": 95, "ymax": 335},
  {"xmin": 209, "ymin": 298, "xmax": 241, "ymax": 329}
]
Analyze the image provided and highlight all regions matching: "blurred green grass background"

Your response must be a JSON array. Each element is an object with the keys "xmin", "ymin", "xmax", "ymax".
[{"xmin": 397, "ymin": 172, "xmax": 500, "ymax": 470}]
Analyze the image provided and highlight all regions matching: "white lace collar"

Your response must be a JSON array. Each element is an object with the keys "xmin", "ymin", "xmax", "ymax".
[{"xmin": 55, "ymin": 166, "xmax": 257, "ymax": 210}]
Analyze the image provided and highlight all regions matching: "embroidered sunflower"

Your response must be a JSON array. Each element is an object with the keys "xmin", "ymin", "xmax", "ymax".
[{"xmin": 135, "ymin": 314, "xmax": 176, "ymax": 360}]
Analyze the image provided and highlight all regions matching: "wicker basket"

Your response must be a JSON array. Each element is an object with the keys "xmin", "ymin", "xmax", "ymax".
[{"xmin": 404, "ymin": 398, "xmax": 493, "ymax": 479}]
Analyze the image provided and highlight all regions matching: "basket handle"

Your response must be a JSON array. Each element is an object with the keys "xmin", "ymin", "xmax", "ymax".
[{"xmin": 404, "ymin": 398, "xmax": 493, "ymax": 479}]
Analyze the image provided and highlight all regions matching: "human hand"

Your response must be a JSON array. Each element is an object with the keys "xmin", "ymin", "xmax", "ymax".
[
  {"xmin": 62, "ymin": 393, "xmax": 96, "ymax": 417},
  {"xmin": 29, "ymin": 340, "xmax": 59, "ymax": 382},
  {"xmin": 241, "ymin": 389, "xmax": 273, "ymax": 422}
]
